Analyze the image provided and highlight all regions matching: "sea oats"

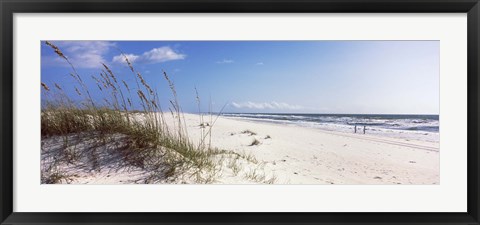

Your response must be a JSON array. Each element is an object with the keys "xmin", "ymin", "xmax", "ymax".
[
  {"xmin": 137, "ymin": 72, "xmax": 154, "ymax": 95},
  {"xmin": 101, "ymin": 70, "xmax": 112, "ymax": 84},
  {"xmin": 163, "ymin": 71, "xmax": 177, "ymax": 96},
  {"xmin": 102, "ymin": 63, "xmax": 118, "ymax": 84},
  {"xmin": 91, "ymin": 75, "xmax": 102, "ymax": 85},
  {"xmin": 124, "ymin": 55, "xmax": 135, "ymax": 73},
  {"xmin": 99, "ymin": 73, "xmax": 109, "ymax": 88},
  {"xmin": 169, "ymin": 100, "xmax": 178, "ymax": 112},
  {"xmin": 41, "ymin": 82, "xmax": 50, "ymax": 91},
  {"xmin": 137, "ymin": 90, "xmax": 148, "ymax": 103},
  {"xmin": 122, "ymin": 80, "xmax": 130, "ymax": 91},
  {"xmin": 103, "ymin": 98, "xmax": 111, "ymax": 106},
  {"xmin": 45, "ymin": 41, "xmax": 67, "ymax": 60},
  {"xmin": 54, "ymin": 83, "xmax": 62, "ymax": 91},
  {"xmin": 75, "ymin": 87, "xmax": 82, "ymax": 96},
  {"xmin": 195, "ymin": 86, "xmax": 200, "ymax": 103},
  {"xmin": 42, "ymin": 42, "xmax": 227, "ymax": 184},
  {"xmin": 151, "ymin": 100, "xmax": 158, "ymax": 109},
  {"xmin": 69, "ymin": 73, "xmax": 80, "ymax": 83}
]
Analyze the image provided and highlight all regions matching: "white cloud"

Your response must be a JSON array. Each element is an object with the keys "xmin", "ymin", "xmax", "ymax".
[
  {"xmin": 216, "ymin": 59, "xmax": 234, "ymax": 64},
  {"xmin": 112, "ymin": 46, "xmax": 185, "ymax": 64},
  {"xmin": 231, "ymin": 101, "xmax": 304, "ymax": 110},
  {"xmin": 43, "ymin": 41, "xmax": 115, "ymax": 68},
  {"xmin": 256, "ymin": 62, "xmax": 264, "ymax": 65},
  {"xmin": 112, "ymin": 54, "xmax": 139, "ymax": 64}
]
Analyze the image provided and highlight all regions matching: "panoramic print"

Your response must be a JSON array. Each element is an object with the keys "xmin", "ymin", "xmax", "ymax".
[{"xmin": 41, "ymin": 41, "xmax": 439, "ymax": 184}]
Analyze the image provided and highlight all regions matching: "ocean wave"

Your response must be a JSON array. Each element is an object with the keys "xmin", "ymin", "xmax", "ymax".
[{"xmin": 222, "ymin": 113, "xmax": 439, "ymax": 142}]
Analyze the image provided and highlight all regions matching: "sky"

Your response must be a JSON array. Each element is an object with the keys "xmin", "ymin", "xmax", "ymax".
[{"xmin": 41, "ymin": 41, "xmax": 439, "ymax": 114}]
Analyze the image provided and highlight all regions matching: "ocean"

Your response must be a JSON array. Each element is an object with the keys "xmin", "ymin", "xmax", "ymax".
[{"xmin": 221, "ymin": 113, "xmax": 439, "ymax": 142}]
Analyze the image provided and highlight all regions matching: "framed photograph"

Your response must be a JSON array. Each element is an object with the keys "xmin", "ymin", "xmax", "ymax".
[{"xmin": 1, "ymin": 0, "xmax": 479, "ymax": 224}]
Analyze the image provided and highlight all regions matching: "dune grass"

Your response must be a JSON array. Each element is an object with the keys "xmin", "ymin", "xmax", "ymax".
[
  {"xmin": 41, "ymin": 41, "xmax": 218, "ymax": 183},
  {"xmin": 41, "ymin": 41, "xmax": 273, "ymax": 184}
]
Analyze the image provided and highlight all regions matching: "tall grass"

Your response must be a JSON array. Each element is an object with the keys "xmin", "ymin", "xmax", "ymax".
[
  {"xmin": 41, "ymin": 41, "xmax": 275, "ymax": 184},
  {"xmin": 41, "ymin": 41, "xmax": 224, "ymax": 183}
]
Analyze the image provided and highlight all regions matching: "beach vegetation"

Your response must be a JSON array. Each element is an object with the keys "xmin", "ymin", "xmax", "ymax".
[
  {"xmin": 249, "ymin": 138, "xmax": 261, "ymax": 146},
  {"xmin": 241, "ymin": 129, "xmax": 257, "ymax": 136},
  {"xmin": 41, "ymin": 41, "xmax": 254, "ymax": 184}
]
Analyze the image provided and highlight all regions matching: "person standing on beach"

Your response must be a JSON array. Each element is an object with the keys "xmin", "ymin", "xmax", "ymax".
[
  {"xmin": 363, "ymin": 126, "xmax": 366, "ymax": 134},
  {"xmin": 354, "ymin": 125, "xmax": 357, "ymax": 133}
]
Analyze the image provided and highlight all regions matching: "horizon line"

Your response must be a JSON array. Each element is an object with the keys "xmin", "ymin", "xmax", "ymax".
[{"xmin": 205, "ymin": 112, "xmax": 440, "ymax": 116}]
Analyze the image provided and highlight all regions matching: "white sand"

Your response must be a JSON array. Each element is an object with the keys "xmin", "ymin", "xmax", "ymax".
[
  {"xmin": 181, "ymin": 113, "xmax": 439, "ymax": 185},
  {"xmin": 41, "ymin": 113, "xmax": 439, "ymax": 185}
]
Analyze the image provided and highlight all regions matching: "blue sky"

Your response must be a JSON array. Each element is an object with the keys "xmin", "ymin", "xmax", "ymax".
[{"xmin": 41, "ymin": 41, "xmax": 439, "ymax": 114}]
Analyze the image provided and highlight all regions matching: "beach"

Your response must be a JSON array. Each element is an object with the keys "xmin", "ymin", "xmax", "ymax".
[
  {"xmin": 40, "ymin": 40, "xmax": 440, "ymax": 185},
  {"xmin": 186, "ymin": 113, "xmax": 439, "ymax": 184},
  {"xmin": 41, "ymin": 113, "xmax": 440, "ymax": 185}
]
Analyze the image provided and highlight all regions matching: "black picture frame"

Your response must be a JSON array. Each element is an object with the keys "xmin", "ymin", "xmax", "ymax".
[{"xmin": 1, "ymin": 0, "xmax": 479, "ymax": 224}]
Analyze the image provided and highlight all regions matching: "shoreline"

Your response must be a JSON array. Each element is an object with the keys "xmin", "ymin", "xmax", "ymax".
[{"xmin": 220, "ymin": 114, "xmax": 440, "ymax": 143}]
